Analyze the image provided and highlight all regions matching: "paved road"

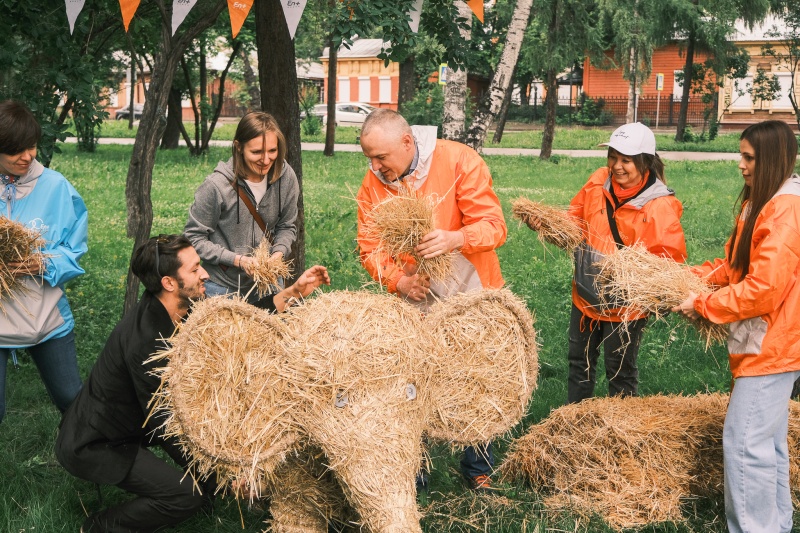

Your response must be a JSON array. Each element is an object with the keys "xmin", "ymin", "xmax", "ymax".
[{"xmin": 69, "ymin": 137, "xmax": 740, "ymax": 161}]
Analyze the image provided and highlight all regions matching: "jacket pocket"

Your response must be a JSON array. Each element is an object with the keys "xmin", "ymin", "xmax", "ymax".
[
  {"xmin": 0, "ymin": 279, "xmax": 65, "ymax": 346},
  {"xmin": 574, "ymin": 242, "xmax": 606, "ymax": 309},
  {"xmin": 728, "ymin": 316, "xmax": 767, "ymax": 355}
]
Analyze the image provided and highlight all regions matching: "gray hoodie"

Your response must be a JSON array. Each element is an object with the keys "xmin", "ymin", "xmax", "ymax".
[{"xmin": 184, "ymin": 158, "xmax": 299, "ymax": 292}]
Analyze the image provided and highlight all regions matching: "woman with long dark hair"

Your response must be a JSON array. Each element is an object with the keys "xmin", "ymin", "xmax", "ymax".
[{"xmin": 674, "ymin": 120, "xmax": 800, "ymax": 532}]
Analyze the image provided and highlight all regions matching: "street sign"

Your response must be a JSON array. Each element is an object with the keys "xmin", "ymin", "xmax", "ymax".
[
  {"xmin": 656, "ymin": 73, "xmax": 664, "ymax": 91},
  {"xmin": 439, "ymin": 63, "xmax": 448, "ymax": 85}
]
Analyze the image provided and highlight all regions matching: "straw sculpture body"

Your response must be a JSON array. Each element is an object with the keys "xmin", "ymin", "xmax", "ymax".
[
  {"xmin": 249, "ymin": 238, "xmax": 292, "ymax": 298},
  {"xmin": 362, "ymin": 187, "xmax": 453, "ymax": 281},
  {"xmin": 0, "ymin": 217, "xmax": 47, "ymax": 307},
  {"xmin": 150, "ymin": 289, "xmax": 537, "ymax": 533},
  {"xmin": 501, "ymin": 393, "xmax": 800, "ymax": 530},
  {"xmin": 595, "ymin": 244, "xmax": 728, "ymax": 347},
  {"xmin": 511, "ymin": 197, "xmax": 584, "ymax": 251}
]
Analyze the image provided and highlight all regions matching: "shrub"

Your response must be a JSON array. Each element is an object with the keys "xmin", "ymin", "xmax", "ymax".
[{"xmin": 400, "ymin": 83, "xmax": 444, "ymax": 132}]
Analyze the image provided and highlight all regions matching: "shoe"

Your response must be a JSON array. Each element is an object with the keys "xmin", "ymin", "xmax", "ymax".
[{"xmin": 467, "ymin": 474, "xmax": 494, "ymax": 491}]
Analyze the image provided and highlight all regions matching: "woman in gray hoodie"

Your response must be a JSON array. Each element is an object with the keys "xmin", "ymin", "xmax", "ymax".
[{"xmin": 185, "ymin": 112, "xmax": 299, "ymax": 301}]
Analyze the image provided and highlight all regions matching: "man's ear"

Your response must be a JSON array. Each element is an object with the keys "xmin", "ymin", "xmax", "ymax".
[
  {"xmin": 160, "ymin": 275, "xmax": 176, "ymax": 294},
  {"xmin": 401, "ymin": 132, "xmax": 415, "ymax": 152}
]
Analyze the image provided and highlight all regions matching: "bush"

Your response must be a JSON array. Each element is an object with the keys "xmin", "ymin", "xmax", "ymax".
[
  {"xmin": 506, "ymin": 104, "xmax": 545, "ymax": 123},
  {"xmin": 566, "ymin": 95, "xmax": 613, "ymax": 126},
  {"xmin": 399, "ymin": 83, "xmax": 444, "ymax": 132},
  {"xmin": 302, "ymin": 114, "xmax": 322, "ymax": 136},
  {"xmin": 299, "ymin": 87, "xmax": 322, "ymax": 136}
]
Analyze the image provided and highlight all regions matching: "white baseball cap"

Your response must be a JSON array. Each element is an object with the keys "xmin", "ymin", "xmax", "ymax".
[{"xmin": 599, "ymin": 122, "xmax": 656, "ymax": 156}]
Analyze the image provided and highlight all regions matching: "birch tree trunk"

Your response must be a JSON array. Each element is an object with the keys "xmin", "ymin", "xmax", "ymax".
[
  {"xmin": 626, "ymin": 46, "xmax": 636, "ymax": 123},
  {"xmin": 465, "ymin": 0, "xmax": 534, "ymax": 151},
  {"xmin": 442, "ymin": 1, "xmax": 472, "ymax": 141},
  {"xmin": 123, "ymin": 0, "xmax": 227, "ymax": 314}
]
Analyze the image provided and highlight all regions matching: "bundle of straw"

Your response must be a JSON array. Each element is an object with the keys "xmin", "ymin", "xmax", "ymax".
[
  {"xmin": 423, "ymin": 289, "xmax": 539, "ymax": 445},
  {"xmin": 0, "ymin": 217, "xmax": 46, "ymax": 303},
  {"xmin": 249, "ymin": 238, "xmax": 292, "ymax": 298},
  {"xmin": 511, "ymin": 197, "xmax": 584, "ymax": 251},
  {"xmin": 595, "ymin": 244, "xmax": 728, "ymax": 347},
  {"xmin": 148, "ymin": 296, "xmax": 301, "ymax": 496},
  {"xmin": 501, "ymin": 393, "xmax": 800, "ymax": 530},
  {"xmin": 362, "ymin": 187, "xmax": 453, "ymax": 281}
]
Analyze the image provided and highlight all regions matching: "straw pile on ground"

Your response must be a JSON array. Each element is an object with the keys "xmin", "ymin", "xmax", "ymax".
[
  {"xmin": 511, "ymin": 197, "xmax": 583, "ymax": 251},
  {"xmin": 148, "ymin": 296, "xmax": 301, "ymax": 498},
  {"xmin": 501, "ymin": 393, "xmax": 800, "ymax": 530},
  {"xmin": 595, "ymin": 244, "xmax": 728, "ymax": 348},
  {"xmin": 0, "ymin": 217, "xmax": 46, "ymax": 305},
  {"xmin": 362, "ymin": 187, "xmax": 452, "ymax": 281},
  {"xmin": 249, "ymin": 238, "xmax": 292, "ymax": 298},
  {"xmin": 423, "ymin": 289, "xmax": 539, "ymax": 445}
]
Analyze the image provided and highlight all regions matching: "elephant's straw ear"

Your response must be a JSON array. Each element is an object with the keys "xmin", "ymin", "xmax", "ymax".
[
  {"xmin": 147, "ymin": 296, "xmax": 302, "ymax": 498},
  {"xmin": 423, "ymin": 288, "xmax": 539, "ymax": 445}
]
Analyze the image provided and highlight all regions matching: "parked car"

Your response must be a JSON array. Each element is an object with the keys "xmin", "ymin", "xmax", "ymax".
[
  {"xmin": 115, "ymin": 103, "xmax": 144, "ymax": 121},
  {"xmin": 303, "ymin": 102, "xmax": 376, "ymax": 127}
]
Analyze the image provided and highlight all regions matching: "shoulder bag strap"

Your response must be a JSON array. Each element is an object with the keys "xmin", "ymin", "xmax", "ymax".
[
  {"xmin": 230, "ymin": 179, "xmax": 267, "ymax": 235},
  {"xmin": 605, "ymin": 196, "xmax": 625, "ymax": 250}
]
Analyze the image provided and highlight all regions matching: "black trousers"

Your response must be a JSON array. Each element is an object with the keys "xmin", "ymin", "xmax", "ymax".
[
  {"xmin": 82, "ymin": 446, "xmax": 206, "ymax": 533},
  {"xmin": 567, "ymin": 304, "xmax": 648, "ymax": 404}
]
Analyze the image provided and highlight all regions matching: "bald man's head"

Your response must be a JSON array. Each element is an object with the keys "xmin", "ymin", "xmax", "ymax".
[{"xmin": 360, "ymin": 109, "xmax": 416, "ymax": 182}]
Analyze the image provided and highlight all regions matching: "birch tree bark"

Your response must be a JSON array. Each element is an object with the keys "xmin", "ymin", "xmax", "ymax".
[
  {"xmin": 465, "ymin": 0, "xmax": 534, "ymax": 151},
  {"xmin": 442, "ymin": 1, "xmax": 472, "ymax": 141},
  {"xmin": 626, "ymin": 46, "xmax": 636, "ymax": 123}
]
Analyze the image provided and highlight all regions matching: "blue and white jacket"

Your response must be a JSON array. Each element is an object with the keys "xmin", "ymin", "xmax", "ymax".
[{"xmin": 0, "ymin": 159, "xmax": 88, "ymax": 348}]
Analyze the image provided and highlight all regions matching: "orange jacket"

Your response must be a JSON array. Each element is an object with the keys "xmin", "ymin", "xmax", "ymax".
[
  {"xmin": 570, "ymin": 166, "xmax": 687, "ymax": 321},
  {"xmin": 693, "ymin": 175, "xmax": 800, "ymax": 378},
  {"xmin": 356, "ymin": 126, "xmax": 506, "ymax": 299}
]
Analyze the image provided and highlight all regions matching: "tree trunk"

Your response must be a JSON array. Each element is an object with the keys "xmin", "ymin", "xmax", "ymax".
[
  {"xmin": 160, "ymin": 85, "xmax": 182, "ymax": 149},
  {"xmin": 123, "ymin": 0, "xmax": 227, "ymax": 314},
  {"xmin": 398, "ymin": 55, "xmax": 416, "ymax": 112},
  {"xmin": 324, "ymin": 34, "xmax": 337, "ymax": 156},
  {"xmin": 540, "ymin": 68, "xmax": 558, "ymax": 160},
  {"xmin": 202, "ymin": 41, "xmax": 241, "ymax": 151},
  {"xmin": 464, "ymin": 0, "xmax": 533, "ymax": 151},
  {"xmin": 491, "ymin": 77, "xmax": 514, "ymax": 144},
  {"xmin": 675, "ymin": 27, "xmax": 696, "ymax": 142},
  {"xmin": 442, "ymin": 1, "xmax": 472, "ymax": 141},
  {"xmin": 199, "ymin": 40, "xmax": 209, "ymax": 152},
  {"xmin": 240, "ymin": 47, "xmax": 261, "ymax": 111},
  {"xmin": 256, "ymin": 0, "xmax": 305, "ymax": 283},
  {"xmin": 626, "ymin": 46, "xmax": 636, "ymax": 124}
]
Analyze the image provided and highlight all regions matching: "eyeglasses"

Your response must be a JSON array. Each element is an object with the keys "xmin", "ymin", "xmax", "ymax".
[{"xmin": 154, "ymin": 234, "xmax": 170, "ymax": 278}]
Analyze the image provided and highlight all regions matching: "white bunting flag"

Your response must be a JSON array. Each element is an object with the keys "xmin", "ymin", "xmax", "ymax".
[
  {"xmin": 280, "ymin": 0, "xmax": 308, "ymax": 40},
  {"xmin": 65, "ymin": 0, "xmax": 86, "ymax": 34},
  {"xmin": 172, "ymin": 0, "xmax": 199, "ymax": 36},
  {"xmin": 408, "ymin": 0, "xmax": 424, "ymax": 33}
]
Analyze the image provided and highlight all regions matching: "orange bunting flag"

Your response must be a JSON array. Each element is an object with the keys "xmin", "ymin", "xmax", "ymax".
[
  {"xmin": 119, "ymin": 0, "xmax": 141, "ymax": 32},
  {"xmin": 466, "ymin": 0, "xmax": 483, "ymax": 24},
  {"xmin": 228, "ymin": 0, "xmax": 254, "ymax": 38}
]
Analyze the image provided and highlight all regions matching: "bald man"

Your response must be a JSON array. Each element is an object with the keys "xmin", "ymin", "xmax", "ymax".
[{"xmin": 355, "ymin": 109, "xmax": 507, "ymax": 491}]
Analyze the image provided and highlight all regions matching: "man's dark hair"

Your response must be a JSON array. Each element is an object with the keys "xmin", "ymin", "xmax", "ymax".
[
  {"xmin": 0, "ymin": 100, "xmax": 42, "ymax": 156},
  {"xmin": 131, "ymin": 234, "xmax": 193, "ymax": 294}
]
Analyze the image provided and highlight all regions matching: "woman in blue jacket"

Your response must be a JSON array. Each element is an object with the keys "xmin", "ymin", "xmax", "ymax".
[{"xmin": 0, "ymin": 100, "xmax": 88, "ymax": 424}]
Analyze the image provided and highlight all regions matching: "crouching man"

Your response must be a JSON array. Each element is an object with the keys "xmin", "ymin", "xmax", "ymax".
[{"xmin": 56, "ymin": 234, "xmax": 329, "ymax": 532}]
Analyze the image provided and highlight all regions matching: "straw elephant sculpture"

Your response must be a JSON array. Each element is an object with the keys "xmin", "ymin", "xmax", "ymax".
[{"xmin": 149, "ymin": 288, "xmax": 538, "ymax": 533}]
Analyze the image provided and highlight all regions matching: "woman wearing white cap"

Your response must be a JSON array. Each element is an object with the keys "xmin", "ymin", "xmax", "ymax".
[{"xmin": 566, "ymin": 122, "xmax": 687, "ymax": 403}]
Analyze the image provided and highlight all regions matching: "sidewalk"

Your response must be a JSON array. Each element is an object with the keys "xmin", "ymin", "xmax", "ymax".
[{"xmin": 69, "ymin": 137, "xmax": 740, "ymax": 161}]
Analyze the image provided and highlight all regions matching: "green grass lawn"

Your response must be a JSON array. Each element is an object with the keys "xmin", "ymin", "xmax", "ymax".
[
  {"xmin": 92, "ymin": 118, "xmax": 743, "ymax": 152},
  {"xmin": 1, "ymin": 144, "xmax": 765, "ymax": 532}
]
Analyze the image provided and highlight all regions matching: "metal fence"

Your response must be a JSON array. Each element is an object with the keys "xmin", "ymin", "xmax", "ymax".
[{"xmin": 548, "ymin": 94, "xmax": 712, "ymax": 127}]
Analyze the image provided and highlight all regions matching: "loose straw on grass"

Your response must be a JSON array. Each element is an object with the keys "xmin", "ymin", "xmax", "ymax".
[
  {"xmin": 250, "ymin": 238, "xmax": 292, "ymax": 298},
  {"xmin": 362, "ymin": 187, "xmax": 453, "ymax": 281},
  {"xmin": 511, "ymin": 197, "xmax": 584, "ymax": 251},
  {"xmin": 502, "ymin": 394, "xmax": 800, "ymax": 530},
  {"xmin": 0, "ymin": 218, "xmax": 47, "ymax": 307},
  {"xmin": 595, "ymin": 244, "xmax": 728, "ymax": 348}
]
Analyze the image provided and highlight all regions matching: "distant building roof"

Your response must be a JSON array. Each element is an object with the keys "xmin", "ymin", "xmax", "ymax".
[
  {"xmin": 297, "ymin": 61, "xmax": 324, "ymax": 80},
  {"xmin": 730, "ymin": 15, "xmax": 788, "ymax": 42},
  {"xmin": 321, "ymin": 38, "xmax": 389, "ymax": 59}
]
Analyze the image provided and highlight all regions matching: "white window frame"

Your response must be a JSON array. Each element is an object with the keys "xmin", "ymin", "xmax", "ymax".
[
  {"xmin": 358, "ymin": 76, "xmax": 371, "ymax": 103},
  {"xmin": 338, "ymin": 77, "xmax": 350, "ymax": 102},
  {"xmin": 379, "ymin": 76, "xmax": 391, "ymax": 103}
]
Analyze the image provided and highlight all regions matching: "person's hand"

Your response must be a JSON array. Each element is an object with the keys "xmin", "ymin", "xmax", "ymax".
[
  {"xmin": 415, "ymin": 229, "xmax": 464, "ymax": 259},
  {"xmin": 671, "ymin": 292, "xmax": 700, "ymax": 320},
  {"xmin": 7, "ymin": 259, "xmax": 42, "ymax": 278},
  {"xmin": 270, "ymin": 251, "xmax": 283, "ymax": 261},
  {"xmin": 396, "ymin": 273, "xmax": 431, "ymax": 302},
  {"xmin": 230, "ymin": 478, "xmax": 266, "ymax": 500},
  {"xmin": 238, "ymin": 255, "xmax": 257, "ymax": 276},
  {"xmin": 293, "ymin": 265, "xmax": 330, "ymax": 297}
]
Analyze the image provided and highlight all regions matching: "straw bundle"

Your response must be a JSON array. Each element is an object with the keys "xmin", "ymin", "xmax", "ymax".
[
  {"xmin": 148, "ymin": 296, "xmax": 301, "ymax": 496},
  {"xmin": 283, "ymin": 291, "xmax": 431, "ymax": 533},
  {"xmin": 423, "ymin": 289, "xmax": 539, "ymax": 445},
  {"xmin": 362, "ymin": 187, "xmax": 453, "ymax": 281},
  {"xmin": 0, "ymin": 217, "xmax": 46, "ymax": 304},
  {"xmin": 595, "ymin": 244, "xmax": 728, "ymax": 347},
  {"xmin": 250, "ymin": 238, "xmax": 292, "ymax": 298},
  {"xmin": 511, "ymin": 197, "xmax": 584, "ymax": 251},
  {"xmin": 502, "ymin": 393, "xmax": 800, "ymax": 530}
]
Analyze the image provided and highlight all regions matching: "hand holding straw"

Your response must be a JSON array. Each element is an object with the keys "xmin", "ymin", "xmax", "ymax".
[{"xmin": 511, "ymin": 197, "xmax": 584, "ymax": 251}]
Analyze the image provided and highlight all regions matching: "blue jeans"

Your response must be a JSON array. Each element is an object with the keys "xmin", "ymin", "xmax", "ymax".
[
  {"xmin": 0, "ymin": 331, "xmax": 82, "ymax": 424},
  {"xmin": 461, "ymin": 442, "xmax": 494, "ymax": 479},
  {"xmin": 724, "ymin": 370, "xmax": 800, "ymax": 533}
]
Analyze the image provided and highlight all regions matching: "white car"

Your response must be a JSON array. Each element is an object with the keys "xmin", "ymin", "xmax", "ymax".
[{"xmin": 314, "ymin": 102, "xmax": 376, "ymax": 127}]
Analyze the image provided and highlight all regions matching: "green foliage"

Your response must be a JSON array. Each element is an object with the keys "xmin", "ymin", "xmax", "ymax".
[
  {"xmin": 399, "ymin": 82, "xmax": 445, "ymax": 132},
  {"xmin": 299, "ymin": 87, "xmax": 323, "ymax": 136},
  {"xmin": 762, "ymin": 3, "xmax": 800, "ymax": 130},
  {"xmin": 567, "ymin": 94, "xmax": 614, "ymax": 126}
]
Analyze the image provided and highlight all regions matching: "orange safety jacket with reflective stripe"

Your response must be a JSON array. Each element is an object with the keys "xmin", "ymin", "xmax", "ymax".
[
  {"xmin": 570, "ymin": 166, "xmax": 687, "ymax": 321},
  {"xmin": 356, "ymin": 128, "xmax": 506, "ymax": 298},
  {"xmin": 693, "ymin": 175, "xmax": 800, "ymax": 378}
]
